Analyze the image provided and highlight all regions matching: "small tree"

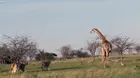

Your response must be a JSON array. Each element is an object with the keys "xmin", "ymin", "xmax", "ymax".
[
  {"xmin": 87, "ymin": 40, "xmax": 99, "ymax": 57},
  {"xmin": 35, "ymin": 49, "xmax": 57, "ymax": 61},
  {"xmin": 71, "ymin": 48, "xmax": 90, "ymax": 58},
  {"xmin": 135, "ymin": 45, "xmax": 140, "ymax": 54},
  {"xmin": 59, "ymin": 45, "xmax": 72, "ymax": 58},
  {"xmin": 0, "ymin": 44, "xmax": 11, "ymax": 64}
]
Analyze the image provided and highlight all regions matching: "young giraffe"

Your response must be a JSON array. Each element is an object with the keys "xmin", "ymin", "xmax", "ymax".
[{"xmin": 90, "ymin": 28, "xmax": 112, "ymax": 68}]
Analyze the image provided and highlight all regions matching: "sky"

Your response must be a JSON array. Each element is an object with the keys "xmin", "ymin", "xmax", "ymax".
[{"xmin": 0, "ymin": 0, "xmax": 140, "ymax": 56}]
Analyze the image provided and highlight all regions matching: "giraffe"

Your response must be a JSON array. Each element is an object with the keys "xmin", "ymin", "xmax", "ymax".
[{"xmin": 90, "ymin": 28, "xmax": 112, "ymax": 68}]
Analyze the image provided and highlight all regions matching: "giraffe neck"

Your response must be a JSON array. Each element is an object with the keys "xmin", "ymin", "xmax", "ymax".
[{"xmin": 94, "ymin": 29, "xmax": 107, "ymax": 41}]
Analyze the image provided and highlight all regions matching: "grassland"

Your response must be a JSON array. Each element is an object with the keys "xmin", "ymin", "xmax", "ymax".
[{"xmin": 1, "ymin": 54, "xmax": 140, "ymax": 78}]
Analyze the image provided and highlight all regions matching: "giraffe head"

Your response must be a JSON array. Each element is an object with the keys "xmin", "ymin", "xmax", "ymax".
[{"xmin": 90, "ymin": 28, "xmax": 97, "ymax": 33}]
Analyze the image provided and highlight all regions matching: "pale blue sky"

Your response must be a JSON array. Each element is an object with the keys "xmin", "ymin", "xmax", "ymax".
[{"xmin": 0, "ymin": 0, "xmax": 140, "ymax": 56}]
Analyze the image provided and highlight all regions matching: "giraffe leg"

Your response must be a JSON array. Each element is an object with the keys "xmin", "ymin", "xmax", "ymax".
[
  {"xmin": 105, "ymin": 49, "xmax": 110, "ymax": 64},
  {"xmin": 103, "ymin": 56, "xmax": 106, "ymax": 68},
  {"xmin": 101, "ymin": 48, "xmax": 106, "ymax": 68},
  {"xmin": 101, "ymin": 48, "xmax": 105, "ymax": 64}
]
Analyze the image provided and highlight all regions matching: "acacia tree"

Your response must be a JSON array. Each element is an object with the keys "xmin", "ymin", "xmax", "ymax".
[
  {"xmin": 0, "ymin": 44, "xmax": 11, "ymax": 64},
  {"xmin": 59, "ymin": 45, "xmax": 72, "ymax": 58},
  {"xmin": 87, "ymin": 40, "xmax": 99, "ymax": 57},
  {"xmin": 111, "ymin": 36, "xmax": 135, "ymax": 55},
  {"xmin": 35, "ymin": 49, "xmax": 57, "ymax": 61},
  {"xmin": 71, "ymin": 48, "xmax": 90, "ymax": 58},
  {"xmin": 1, "ymin": 35, "xmax": 38, "ymax": 63},
  {"xmin": 135, "ymin": 45, "xmax": 140, "ymax": 54}
]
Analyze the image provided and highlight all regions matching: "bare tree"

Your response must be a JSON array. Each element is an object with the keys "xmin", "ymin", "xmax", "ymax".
[
  {"xmin": 71, "ymin": 48, "xmax": 90, "ymax": 58},
  {"xmin": 0, "ymin": 44, "xmax": 11, "ymax": 64},
  {"xmin": 135, "ymin": 45, "xmax": 140, "ymax": 54},
  {"xmin": 1, "ymin": 35, "xmax": 38, "ymax": 63},
  {"xmin": 59, "ymin": 45, "xmax": 72, "ymax": 58},
  {"xmin": 111, "ymin": 36, "xmax": 135, "ymax": 55},
  {"xmin": 87, "ymin": 40, "xmax": 99, "ymax": 57},
  {"xmin": 35, "ymin": 49, "xmax": 57, "ymax": 61}
]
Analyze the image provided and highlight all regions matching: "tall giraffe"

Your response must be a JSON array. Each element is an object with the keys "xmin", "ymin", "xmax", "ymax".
[{"xmin": 90, "ymin": 28, "xmax": 112, "ymax": 67}]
